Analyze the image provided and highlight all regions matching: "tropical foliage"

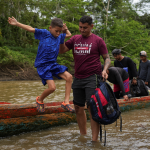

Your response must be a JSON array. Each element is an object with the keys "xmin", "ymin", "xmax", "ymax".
[{"xmin": 0, "ymin": 0, "xmax": 150, "ymax": 70}]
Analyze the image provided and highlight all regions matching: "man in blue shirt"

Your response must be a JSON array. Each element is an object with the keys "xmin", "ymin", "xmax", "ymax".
[{"xmin": 8, "ymin": 16, "xmax": 74, "ymax": 113}]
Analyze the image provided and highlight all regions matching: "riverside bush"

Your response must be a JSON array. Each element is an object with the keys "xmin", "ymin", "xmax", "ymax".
[{"xmin": 0, "ymin": 46, "xmax": 35, "ymax": 67}]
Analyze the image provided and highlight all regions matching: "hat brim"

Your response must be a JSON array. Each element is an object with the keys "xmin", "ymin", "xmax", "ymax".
[{"xmin": 140, "ymin": 55, "xmax": 148, "ymax": 57}]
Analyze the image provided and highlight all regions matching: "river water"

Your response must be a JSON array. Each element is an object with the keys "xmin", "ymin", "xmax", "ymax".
[{"xmin": 0, "ymin": 80, "xmax": 150, "ymax": 150}]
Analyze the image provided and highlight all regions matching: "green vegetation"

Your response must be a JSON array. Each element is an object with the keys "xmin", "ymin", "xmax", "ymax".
[
  {"xmin": 0, "ymin": 46, "xmax": 35, "ymax": 67},
  {"xmin": 0, "ymin": 0, "xmax": 150, "ymax": 71}
]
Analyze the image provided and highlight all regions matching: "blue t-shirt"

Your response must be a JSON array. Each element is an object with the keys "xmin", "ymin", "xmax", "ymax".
[{"xmin": 34, "ymin": 28, "xmax": 66, "ymax": 68}]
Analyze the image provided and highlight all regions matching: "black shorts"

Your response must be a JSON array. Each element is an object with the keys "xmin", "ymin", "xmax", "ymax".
[{"xmin": 72, "ymin": 74, "xmax": 101, "ymax": 107}]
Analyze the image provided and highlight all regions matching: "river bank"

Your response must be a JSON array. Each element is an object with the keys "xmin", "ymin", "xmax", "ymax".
[
  {"xmin": 0, "ymin": 46, "xmax": 74, "ymax": 81},
  {"xmin": 0, "ymin": 65, "xmax": 74, "ymax": 81},
  {"xmin": 0, "ymin": 65, "xmax": 40, "ymax": 81}
]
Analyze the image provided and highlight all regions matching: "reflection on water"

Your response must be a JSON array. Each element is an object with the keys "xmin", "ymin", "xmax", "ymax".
[
  {"xmin": 0, "ymin": 80, "xmax": 73, "ymax": 104},
  {"xmin": 0, "ymin": 80, "xmax": 150, "ymax": 150}
]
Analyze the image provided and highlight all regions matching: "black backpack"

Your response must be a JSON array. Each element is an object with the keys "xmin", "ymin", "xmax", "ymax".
[
  {"xmin": 90, "ymin": 80, "xmax": 122, "ymax": 146},
  {"xmin": 129, "ymin": 79, "xmax": 149, "ymax": 97}
]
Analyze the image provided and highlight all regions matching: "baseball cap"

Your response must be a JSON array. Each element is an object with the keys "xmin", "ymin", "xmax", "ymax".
[
  {"xmin": 112, "ymin": 49, "xmax": 121, "ymax": 55},
  {"xmin": 140, "ymin": 51, "xmax": 147, "ymax": 57}
]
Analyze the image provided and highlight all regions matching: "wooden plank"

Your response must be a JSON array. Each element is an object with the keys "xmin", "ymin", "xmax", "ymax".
[
  {"xmin": 0, "ymin": 96, "xmax": 150, "ymax": 119},
  {"xmin": 117, "ymin": 96, "xmax": 150, "ymax": 104},
  {"xmin": 0, "ymin": 104, "xmax": 76, "ymax": 119},
  {"xmin": 0, "ymin": 112, "xmax": 79, "ymax": 137},
  {"xmin": 0, "ymin": 101, "xmax": 75, "ymax": 119},
  {"xmin": 0, "ymin": 102, "xmax": 11, "ymax": 104},
  {"xmin": 119, "ymin": 98, "xmax": 150, "ymax": 112},
  {"xmin": 1, "ymin": 96, "xmax": 150, "ymax": 137}
]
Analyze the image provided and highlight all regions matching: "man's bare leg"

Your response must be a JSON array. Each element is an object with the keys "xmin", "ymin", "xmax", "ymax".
[
  {"xmin": 88, "ymin": 106, "xmax": 100, "ymax": 141},
  {"xmin": 75, "ymin": 105, "xmax": 87, "ymax": 135}
]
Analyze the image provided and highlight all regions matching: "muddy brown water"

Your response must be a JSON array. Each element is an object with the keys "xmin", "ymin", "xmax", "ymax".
[
  {"xmin": 0, "ymin": 80, "xmax": 150, "ymax": 150},
  {"xmin": 0, "ymin": 80, "xmax": 72, "ymax": 104}
]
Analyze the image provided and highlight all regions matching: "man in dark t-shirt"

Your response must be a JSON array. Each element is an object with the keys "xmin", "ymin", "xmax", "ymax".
[
  {"xmin": 112, "ymin": 49, "xmax": 137, "ymax": 81},
  {"xmin": 138, "ymin": 51, "xmax": 150, "ymax": 88},
  {"xmin": 59, "ymin": 16, "xmax": 111, "ymax": 142}
]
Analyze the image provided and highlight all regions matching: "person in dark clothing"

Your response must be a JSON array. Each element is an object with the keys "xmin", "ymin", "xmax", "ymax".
[
  {"xmin": 112, "ymin": 49, "xmax": 137, "ymax": 82},
  {"xmin": 129, "ymin": 78, "xmax": 149, "ymax": 97},
  {"xmin": 104, "ymin": 67, "xmax": 129, "ymax": 100},
  {"xmin": 138, "ymin": 51, "xmax": 150, "ymax": 88}
]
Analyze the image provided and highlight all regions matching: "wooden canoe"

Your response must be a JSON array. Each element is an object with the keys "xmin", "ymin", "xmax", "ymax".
[{"xmin": 0, "ymin": 96, "xmax": 150, "ymax": 137}]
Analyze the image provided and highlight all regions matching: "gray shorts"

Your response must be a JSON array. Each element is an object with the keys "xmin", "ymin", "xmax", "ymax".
[{"xmin": 72, "ymin": 74, "xmax": 101, "ymax": 107}]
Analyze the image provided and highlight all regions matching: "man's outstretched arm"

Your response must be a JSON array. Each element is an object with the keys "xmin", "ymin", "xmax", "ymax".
[{"xmin": 8, "ymin": 16, "xmax": 35, "ymax": 33}]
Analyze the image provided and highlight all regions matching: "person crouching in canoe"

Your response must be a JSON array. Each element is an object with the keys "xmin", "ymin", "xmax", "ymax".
[{"xmin": 102, "ymin": 66, "xmax": 129, "ymax": 100}]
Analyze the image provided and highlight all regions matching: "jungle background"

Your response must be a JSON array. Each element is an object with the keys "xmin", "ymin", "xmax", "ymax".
[{"xmin": 0, "ymin": 0, "xmax": 150, "ymax": 80}]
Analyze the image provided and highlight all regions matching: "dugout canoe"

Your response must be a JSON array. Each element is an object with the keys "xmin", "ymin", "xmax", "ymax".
[{"xmin": 1, "ymin": 96, "xmax": 150, "ymax": 137}]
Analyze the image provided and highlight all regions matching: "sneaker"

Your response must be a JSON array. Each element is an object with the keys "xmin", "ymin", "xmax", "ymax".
[
  {"xmin": 61, "ymin": 102, "xmax": 75, "ymax": 113},
  {"xmin": 36, "ymin": 96, "xmax": 45, "ymax": 113}
]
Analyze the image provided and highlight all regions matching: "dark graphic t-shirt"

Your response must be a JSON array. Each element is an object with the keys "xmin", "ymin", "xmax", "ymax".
[{"xmin": 65, "ymin": 34, "xmax": 108, "ymax": 78}]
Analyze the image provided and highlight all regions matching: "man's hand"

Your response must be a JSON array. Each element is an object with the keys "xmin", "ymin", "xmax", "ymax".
[
  {"xmin": 8, "ymin": 16, "xmax": 17, "ymax": 26},
  {"xmin": 123, "ymin": 95, "xmax": 129, "ymax": 101},
  {"xmin": 102, "ymin": 70, "xmax": 108, "ymax": 81},
  {"xmin": 145, "ymin": 82, "xmax": 148, "ymax": 85},
  {"xmin": 102, "ymin": 53, "xmax": 111, "ymax": 79},
  {"xmin": 62, "ymin": 23, "xmax": 68, "ymax": 33}
]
